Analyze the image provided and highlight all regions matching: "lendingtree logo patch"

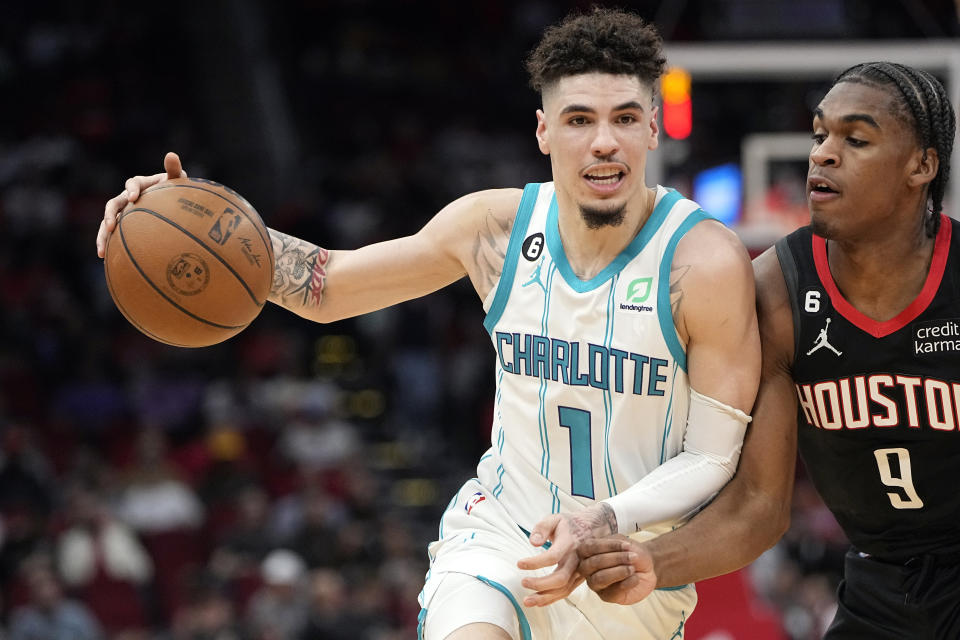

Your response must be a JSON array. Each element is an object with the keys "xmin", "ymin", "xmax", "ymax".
[
  {"xmin": 620, "ymin": 277, "xmax": 654, "ymax": 313},
  {"xmin": 626, "ymin": 277, "xmax": 652, "ymax": 303}
]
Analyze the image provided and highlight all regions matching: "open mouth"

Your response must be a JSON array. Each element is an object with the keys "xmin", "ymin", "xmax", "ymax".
[
  {"xmin": 584, "ymin": 168, "xmax": 625, "ymax": 186},
  {"xmin": 809, "ymin": 179, "xmax": 838, "ymax": 195}
]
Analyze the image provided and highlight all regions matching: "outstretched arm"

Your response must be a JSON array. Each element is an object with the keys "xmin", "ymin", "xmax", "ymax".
[
  {"xmin": 578, "ymin": 246, "xmax": 798, "ymax": 601},
  {"xmin": 97, "ymin": 153, "xmax": 522, "ymax": 322}
]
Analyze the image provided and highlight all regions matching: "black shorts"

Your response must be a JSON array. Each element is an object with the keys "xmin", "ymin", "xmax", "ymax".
[{"xmin": 825, "ymin": 549, "xmax": 960, "ymax": 639}]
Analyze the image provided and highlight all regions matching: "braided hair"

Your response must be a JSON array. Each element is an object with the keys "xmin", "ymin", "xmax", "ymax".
[{"xmin": 834, "ymin": 62, "xmax": 955, "ymax": 237}]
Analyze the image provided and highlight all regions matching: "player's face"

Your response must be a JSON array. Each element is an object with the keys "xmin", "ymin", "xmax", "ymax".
[
  {"xmin": 807, "ymin": 82, "xmax": 928, "ymax": 240},
  {"xmin": 536, "ymin": 73, "xmax": 659, "ymax": 225}
]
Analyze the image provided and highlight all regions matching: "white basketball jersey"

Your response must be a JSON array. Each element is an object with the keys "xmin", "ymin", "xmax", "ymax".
[{"xmin": 479, "ymin": 182, "xmax": 711, "ymax": 534}]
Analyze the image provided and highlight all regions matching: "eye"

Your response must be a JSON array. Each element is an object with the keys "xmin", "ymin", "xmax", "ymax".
[
  {"xmin": 616, "ymin": 114, "xmax": 637, "ymax": 125},
  {"xmin": 811, "ymin": 133, "xmax": 826, "ymax": 145},
  {"xmin": 568, "ymin": 115, "xmax": 589, "ymax": 126},
  {"xmin": 847, "ymin": 137, "xmax": 867, "ymax": 147}
]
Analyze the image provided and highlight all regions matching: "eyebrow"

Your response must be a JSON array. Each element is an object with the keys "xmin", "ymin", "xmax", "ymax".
[
  {"xmin": 559, "ymin": 100, "xmax": 647, "ymax": 115},
  {"xmin": 813, "ymin": 107, "xmax": 881, "ymax": 129}
]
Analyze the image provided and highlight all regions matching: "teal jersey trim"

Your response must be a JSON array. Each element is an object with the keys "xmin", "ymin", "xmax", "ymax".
[
  {"xmin": 656, "ymin": 208, "xmax": 713, "ymax": 371},
  {"xmin": 518, "ymin": 525, "xmax": 553, "ymax": 550},
  {"xmin": 668, "ymin": 610, "xmax": 687, "ymax": 639},
  {"xmin": 476, "ymin": 575, "xmax": 533, "ymax": 640},
  {"xmin": 602, "ymin": 275, "xmax": 618, "ymax": 497},
  {"xmin": 484, "ymin": 183, "xmax": 541, "ymax": 334},
  {"xmin": 546, "ymin": 189, "xmax": 684, "ymax": 292},
  {"xmin": 417, "ymin": 607, "xmax": 427, "ymax": 640}
]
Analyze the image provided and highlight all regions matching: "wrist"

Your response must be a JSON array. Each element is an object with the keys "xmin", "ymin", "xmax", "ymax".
[{"xmin": 583, "ymin": 502, "xmax": 618, "ymax": 537}]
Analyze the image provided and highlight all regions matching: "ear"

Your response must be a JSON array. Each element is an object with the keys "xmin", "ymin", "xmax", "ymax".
[
  {"xmin": 907, "ymin": 146, "xmax": 938, "ymax": 188},
  {"xmin": 535, "ymin": 109, "xmax": 550, "ymax": 155},
  {"xmin": 648, "ymin": 105, "xmax": 660, "ymax": 151}
]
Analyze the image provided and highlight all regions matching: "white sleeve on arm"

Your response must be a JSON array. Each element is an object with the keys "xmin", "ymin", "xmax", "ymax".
[{"xmin": 604, "ymin": 388, "xmax": 751, "ymax": 534}]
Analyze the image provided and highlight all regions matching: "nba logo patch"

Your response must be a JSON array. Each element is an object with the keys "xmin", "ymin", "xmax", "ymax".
[{"xmin": 465, "ymin": 492, "xmax": 485, "ymax": 515}]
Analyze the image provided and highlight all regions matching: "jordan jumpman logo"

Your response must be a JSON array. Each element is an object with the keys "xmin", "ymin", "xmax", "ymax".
[{"xmin": 807, "ymin": 317, "xmax": 842, "ymax": 356}]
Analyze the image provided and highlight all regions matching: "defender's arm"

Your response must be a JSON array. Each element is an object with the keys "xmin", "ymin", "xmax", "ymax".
[{"xmin": 578, "ymin": 246, "xmax": 798, "ymax": 601}]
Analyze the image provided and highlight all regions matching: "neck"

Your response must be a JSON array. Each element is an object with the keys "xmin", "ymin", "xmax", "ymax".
[
  {"xmin": 556, "ymin": 186, "xmax": 657, "ymax": 280},
  {"xmin": 827, "ymin": 213, "xmax": 936, "ymax": 322}
]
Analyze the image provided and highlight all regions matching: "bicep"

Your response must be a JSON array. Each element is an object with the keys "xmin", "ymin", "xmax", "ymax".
[{"xmin": 676, "ymin": 223, "xmax": 761, "ymax": 413}]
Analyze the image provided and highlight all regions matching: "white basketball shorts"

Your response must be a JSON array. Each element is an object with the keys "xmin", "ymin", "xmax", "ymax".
[{"xmin": 418, "ymin": 478, "xmax": 697, "ymax": 639}]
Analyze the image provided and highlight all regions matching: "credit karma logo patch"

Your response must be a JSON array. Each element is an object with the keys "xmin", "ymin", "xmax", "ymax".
[{"xmin": 620, "ymin": 277, "xmax": 654, "ymax": 313}]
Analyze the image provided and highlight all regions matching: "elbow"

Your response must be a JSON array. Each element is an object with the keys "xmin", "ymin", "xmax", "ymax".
[{"xmin": 752, "ymin": 493, "xmax": 791, "ymax": 552}]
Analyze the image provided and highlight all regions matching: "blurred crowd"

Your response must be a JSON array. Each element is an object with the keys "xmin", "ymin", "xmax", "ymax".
[{"xmin": 1, "ymin": 1, "xmax": 954, "ymax": 639}]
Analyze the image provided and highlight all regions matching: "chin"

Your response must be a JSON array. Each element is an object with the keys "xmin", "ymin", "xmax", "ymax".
[{"xmin": 809, "ymin": 214, "xmax": 838, "ymax": 239}]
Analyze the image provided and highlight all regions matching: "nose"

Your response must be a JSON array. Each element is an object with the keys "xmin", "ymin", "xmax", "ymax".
[
  {"xmin": 810, "ymin": 136, "xmax": 839, "ymax": 167},
  {"xmin": 591, "ymin": 121, "xmax": 619, "ymax": 158}
]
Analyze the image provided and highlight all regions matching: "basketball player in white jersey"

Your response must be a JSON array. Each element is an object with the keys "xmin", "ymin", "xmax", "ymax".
[{"xmin": 96, "ymin": 8, "xmax": 760, "ymax": 639}]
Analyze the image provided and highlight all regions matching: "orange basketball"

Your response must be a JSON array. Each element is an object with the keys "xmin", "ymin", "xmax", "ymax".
[{"xmin": 103, "ymin": 177, "xmax": 274, "ymax": 347}]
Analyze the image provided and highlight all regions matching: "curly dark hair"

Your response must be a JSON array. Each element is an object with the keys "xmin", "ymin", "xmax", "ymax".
[
  {"xmin": 526, "ymin": 7, "xmax": 666, "ymax": 95},
  {"xmin": 834, "ymin": 62, "xmax": 956, "ymax": 237}
]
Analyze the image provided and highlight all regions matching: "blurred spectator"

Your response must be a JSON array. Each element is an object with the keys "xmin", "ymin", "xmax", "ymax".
[
  {"xmin": 55, "ymin": 483, "xmax": 152, "ymax": 636},
  {"xmin": 114, "ymin": 428, "xmax": 204, "ymax": 534},
  {"xmin": 169, "ymin": 572, "xmax": 242, "ymax": 640},
  {"xmin": 196, "ymin": 427, "xmax": 259, "ymax": 511},
  {"xmin": 282, "ymin": 484, "xmax": 339, "ymax": 569},
  {"xmin": 277, "ymin": 413, "xmax": 360, "ymax": 473},
  {"xmin": 0, "ymin": 425, "xmax": 55, "ymax": 603},
  {"xmin": 114, "ymin": 428, "xmax": 205, "ymax": 620},
  {"xmin": 8, "ymin": 556, "xmax": 103, "ymax": 640},
  {"xmin": 245, "ymin": 550, "xmax": 310, "ymax": 640},
  {"xmin": 298, "ymin": 569, "xmax": 353, "ymax": 640}
]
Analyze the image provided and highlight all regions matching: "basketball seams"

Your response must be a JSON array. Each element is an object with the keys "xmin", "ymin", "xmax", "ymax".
[
  {"xmin": 143, "ymin": 181, "xmax": 272, "ymax": 257},
  {"xmin": 105, "ymin": 235, "xmax": 194, "ymax": 346},
  {"xmin": 116, "ymin": 216, "xmax": 248, "ymax": 331},
  {"xmin": 124, "ymin": 207, "xmax": 266, "ymax": 307},
  {"xmin": 105, "ymin": 274, "xmax": 197, "ymax": 347}
]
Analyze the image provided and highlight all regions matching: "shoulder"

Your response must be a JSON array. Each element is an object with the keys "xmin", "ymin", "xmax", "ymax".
[
  {"xmin": 421, "ymin": 187, "xmax": 526, "ymax": 300},
  {"xmin": 438, "ymin": 188, "xmax": 524, "ymax": 226},
  {"xmin": 674, "ymin": 218, "xmax": 753, "ymax": 283}
]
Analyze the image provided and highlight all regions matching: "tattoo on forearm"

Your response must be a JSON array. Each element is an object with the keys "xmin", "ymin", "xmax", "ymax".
[
  {"xmin": 471, "ymin": 210, "xmax": 512, "ymax": 289},
  {"xmin": 570, "ymin": 503, "xmax": 618, "ymax": 543},
  {"xmin": 669, "ymin": 264, "xmax": 691, "ymax": 325},
  {"xmin": 269, "ymin": 229, "xmax": 330, "ymax": 310}
]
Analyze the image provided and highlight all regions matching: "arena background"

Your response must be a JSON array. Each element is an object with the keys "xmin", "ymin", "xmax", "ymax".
[{"xmin": 0, "ymin": 1, "xmax": 957, "ymax": 638}]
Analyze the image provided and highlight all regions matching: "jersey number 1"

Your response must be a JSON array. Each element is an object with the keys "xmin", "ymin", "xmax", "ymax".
[
  {"xmin": 873, "ymin": 447, "xmax": 924, "ymax": 509},
  {"xmin": 558, "ymin": 406, "xmax": 595, "ymax": 499}
]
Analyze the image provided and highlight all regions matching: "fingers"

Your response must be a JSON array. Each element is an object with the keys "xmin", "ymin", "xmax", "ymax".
[
  {"xmin": 99, "ymin": 153, "xmax": 186, "ymax": 258},
  {"xmin": 523, "ymin": 573, "xmax": 584, "ymax": 607},
  {"xmin": 96, "ymin": 220, "xmax": 107, "ymax": 258},
  {"xmin": 577, "ymin": 535, "xmax": 631, "ymax": 560},
  {"xmin": 522, "ymin": 552, "xmax": 583, "ymax": 606},
  {"xmin": 517, "ymin": 542, "xmax": 564, "ymax": 571},
  {"xmin": 597, "ymin": 574, "xmax": 649, "ymax": 605},
  {"xmin": 164, "ymin": 151, "xmax": 186, "ymax": 179},
  {"xmin": 520, "ymin": 551, "xmax": 575, "ymax": 591},
  {"xmin": 98, "ymin": 190, "xmax": 130, "ymax": 258},
  {"xmin": 583, "ymin": 558, "xmax": 637, "ymax": 591},
  {"xmin": 579, "ymin": 548, "xmax": 636, "ymax": 577},
  {"xmin": 527, "ymin": 514, "xmax": 561, "ymax": 548}
]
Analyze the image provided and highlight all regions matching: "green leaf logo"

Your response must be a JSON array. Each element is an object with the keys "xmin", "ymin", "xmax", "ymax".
[{"xmin": 626, "ymin": 277, "xmax": 652, "ymax": 303}]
